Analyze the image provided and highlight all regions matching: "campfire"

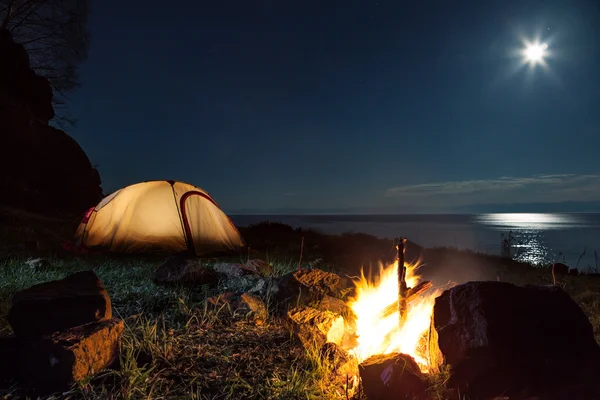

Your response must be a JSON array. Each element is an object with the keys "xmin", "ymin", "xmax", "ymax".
[
  {"xmin": 345, "ymin": 238, "xmax": 443, "ymax": 373},
  {"xmin": 286, "ymin": 238, "xmax": 600, "ymax": 399}
]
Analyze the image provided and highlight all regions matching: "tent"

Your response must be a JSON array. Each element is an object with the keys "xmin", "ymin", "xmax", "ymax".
[{"xmin": 74, "ymin": 180, "xmax": 245, "ymax": 256}]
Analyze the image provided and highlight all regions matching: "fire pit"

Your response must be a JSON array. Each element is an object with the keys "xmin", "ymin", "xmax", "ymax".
[
  {"xmin": 330, "ymin": 237, "xmax": 600, "ymax": 400},
  {"xmin": 341, "ymin": 237, "xmax": 443, "ymax": 398},
  {"xmin": 284, "ymin": 237, "xmax": 600, "ymax": 399},
  {"xmin": 345, "ymin": 238, "xmax": 440, "ymax": 370}
]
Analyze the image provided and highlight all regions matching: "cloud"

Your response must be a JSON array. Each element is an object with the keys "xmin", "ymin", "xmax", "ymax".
[{"xmin": 385, "ymin": 174, "xmax": 600, "ymax": 208}]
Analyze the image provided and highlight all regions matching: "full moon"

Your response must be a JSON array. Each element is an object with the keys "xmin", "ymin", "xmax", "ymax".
[{"xmin": 522, "ymin": 41, "xmax": 549, "ymax": 66}]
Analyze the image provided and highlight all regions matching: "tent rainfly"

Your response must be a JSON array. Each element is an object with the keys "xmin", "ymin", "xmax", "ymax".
[{"xmin": 74, "ymin": 180, "xmax": 245, "ymax": 256}]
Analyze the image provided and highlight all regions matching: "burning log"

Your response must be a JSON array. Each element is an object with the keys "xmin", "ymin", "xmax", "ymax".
[
  {"xmin": 397, "ymin": 238, "xmax": 408, "ymax": 327},
  {"xmin": 377, "ymin": 281, "xmax": 434, "ymax": 320},
  {"xmin": 345, "ymin": 239, "xmax": 441, "ymax": 374},
  {"xmin": 396, "ymin": 238, "xmax": 432, "ymax": 326}
]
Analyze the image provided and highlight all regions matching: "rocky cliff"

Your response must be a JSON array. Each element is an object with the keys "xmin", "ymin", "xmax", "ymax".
[{"xmin": 0, "ymin": 29, "xmax": 103, "ymax": 215}]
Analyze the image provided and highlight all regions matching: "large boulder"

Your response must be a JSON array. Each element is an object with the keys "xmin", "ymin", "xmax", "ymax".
[
  {"xmin": 431, "ymin": 281, "xmax": 600, "ymax": 399},
  {"xmin": 0, "ymin": 29, "xmax": 102, "ymax": 214},
  {"xmin": 8, "ymin": 270, "xmax": 112, "ymax": 337},
  {"xmin": 32, "ymin": 124, "xmax": 103, "ymax": 210},
  {"xmin": 18, "ymin": 318, "xmax": 124, "ymax": 392}
]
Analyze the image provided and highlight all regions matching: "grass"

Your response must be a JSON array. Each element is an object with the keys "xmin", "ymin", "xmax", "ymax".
[
  {"xmin": 1, "ymin": 254, "xmax": 599, "ymax": 400},
  {"xmin": 0, "ymin": 256, "xmax": 352, "ymax": 399},
  {"xmin": 1, "ymin": 211, "xmax": 600, "ymax": 399}
]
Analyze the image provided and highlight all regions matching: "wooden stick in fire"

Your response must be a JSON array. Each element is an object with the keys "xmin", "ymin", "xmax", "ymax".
[
  {"xmin": 377, "ymin": 281, "xmax": 434, "ymax": 320},
  {"xmin": 397, "ymin": 237, "xmax": 408, "ymax": 327}
]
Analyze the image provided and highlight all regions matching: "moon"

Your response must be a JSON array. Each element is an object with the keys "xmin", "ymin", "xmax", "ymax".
[{"xmin": 522, "ymin": 41, "xmax": 549, "ymax": 67}]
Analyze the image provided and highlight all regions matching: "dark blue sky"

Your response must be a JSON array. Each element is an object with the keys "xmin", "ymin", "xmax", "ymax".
[{"xmin": 70, "ymin": 0, "xmax": 600, "ymax": 213}]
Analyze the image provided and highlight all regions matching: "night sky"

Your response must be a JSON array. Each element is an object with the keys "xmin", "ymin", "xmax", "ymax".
[{"xmin": 70, "ymin": 0, "xmax": 600, "ymax": 214}]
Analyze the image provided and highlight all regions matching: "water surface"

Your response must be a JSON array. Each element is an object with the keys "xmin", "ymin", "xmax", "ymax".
[{"xmin": 230, "ymin": 213, "xmax": 600, "ymax": 271}]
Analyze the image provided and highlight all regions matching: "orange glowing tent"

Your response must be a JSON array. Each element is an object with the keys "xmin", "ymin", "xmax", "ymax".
[{"xmin": 74, "ymin": 180, "xmax": 245, "ymax": 256}]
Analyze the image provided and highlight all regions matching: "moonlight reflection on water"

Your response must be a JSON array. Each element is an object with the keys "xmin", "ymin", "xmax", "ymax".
[
  {"xmin": 474, "ymin": 213, "xmax": 583, "ymax": 231},
  {"xmin": 474, "ymin": 213, "xmax": 586, "ymax": 265},
  {"xmin": 231, "ymin": 213, "xmax": 600, "ymax": 270}
]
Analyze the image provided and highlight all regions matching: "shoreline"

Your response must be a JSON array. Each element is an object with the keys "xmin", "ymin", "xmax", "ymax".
[
  {"xmin": 1, "ymin": 205, "xmax": 598, "ymax": 275},
  {"xmin": 230, "ymin": 214, "xmax": 600, "ymax": 272}
]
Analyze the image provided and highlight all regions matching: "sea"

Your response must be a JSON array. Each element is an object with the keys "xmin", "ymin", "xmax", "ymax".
[{"xmin": 229, "ymin": 213, "xmax": 600, "ymax": 272}]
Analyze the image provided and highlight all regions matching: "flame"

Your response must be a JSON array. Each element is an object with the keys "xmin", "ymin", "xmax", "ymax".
[{"xmin": 346, "ymin": 259, "xmax": 442, "ymax": 373}]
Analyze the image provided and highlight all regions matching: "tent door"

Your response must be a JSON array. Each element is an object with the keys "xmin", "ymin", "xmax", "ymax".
[{"xmin": 180, "ymin": 190, "xmax": 218, "ymax": 256}]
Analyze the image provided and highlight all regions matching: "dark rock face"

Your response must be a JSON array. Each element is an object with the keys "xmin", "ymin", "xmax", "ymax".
[
  {"xmin": 8, "ymin": 271, "xmax": 112, "ymax": 337},
  {"xmin": 358, "ymin": 353, "xmax": 427, "ymax": 400},
  {"xmin": 432, "ymin": 281, "xmax": 600, "ymax": 399},
  {"xmin": 0, "ymin": 29, "xmax": 102, "ymax": 214}
]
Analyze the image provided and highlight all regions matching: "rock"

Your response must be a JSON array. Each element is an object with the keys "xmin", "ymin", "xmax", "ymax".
[
  {"xmin": 315, "ymin": 296, "xmax": 359, "ymax": 350},
  {"xmin": 320, "ymin": 342, "xmax": 359, "ymax": 397},
  {"xmin": 431, "ymin": 281, "xmax": 600, "ymax": 399},
  {"xmin": 0, "ymin": 336, "xmax": 19, "ymax": 388},
  {"xmin": 244, "ymin": 259, "xmax": 273, "ymax": 276},
  {"xmin": 552, "ymin": 262, "xmax": 569, "ymax": 275},
  {"xmin": 320, "ymin": 342, "xmax": 357, "ymax": 376},
  {"xmin": 358, "ymin": 353, "xmax": 427, "ymax": 400},
  {"xmin": 287, "ymin": 306, "xmax": 345, "ymax": 349},
  {"xmin": 213, "ymin": 262, "xmax": 254, "ymax": 278},
  {"xmin": 568, "ymin": 268, "xmax": 579, "ymax": 276},
  {"xmin": 154, "ymin": 255, "xmax": 219, "ymax": 287},
  {"xmin": 8, "ymin": 270, "xmax": 112, "ymax": 337},
  {"xmin": 207, "ymin": 292, "xmax": 267, "ymax": 322},
  {"xmin": 24, "ymin": 257, "xmax": 51, "ymax": 272},
  {"xmin": 19, "ymin": 318, "xmax": 124, "ymax": 392},
  {"xmin": 340, "ymin": 322, "xmax": 358, "ymax": 350},
  {"xmin": 32, "ymin": 124, "xmax": 103, "ymax": 212},
  {"xmin": 316, "ymin": 295, "xmax": 351, "ymax": 316},
  {"xmin": 238, "ymin": 293, "xmax": 267, "ymax": 321},
  {"xmin": 272, "ymin": 268, "xmax": 350, "ymax": 311},
  {"xmin": 0, "ymin": 29, "xmax": 102, "ymax": 215},
  {"xmin": 294, "ymin": 268, "xmax": 348, "ymax": 295},
  {"xmin": 220, "ymin": 274, "xmax": 271, "ymax": 296}
]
